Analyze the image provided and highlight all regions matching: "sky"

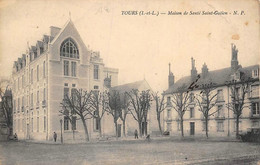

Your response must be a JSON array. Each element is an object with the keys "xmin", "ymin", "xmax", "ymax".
[{"xmin": 0, "ymin": 0, "xmax": 259, "ymax": 93}]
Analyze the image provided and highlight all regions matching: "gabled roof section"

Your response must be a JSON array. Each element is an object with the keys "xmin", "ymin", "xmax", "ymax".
[
  {"xmin": 164, "ymin": 64, "xmax": 259, "ymax": 94},
  {"xmin": 110, "ymin": 79, "xmax": 152, "ymax": 93}
]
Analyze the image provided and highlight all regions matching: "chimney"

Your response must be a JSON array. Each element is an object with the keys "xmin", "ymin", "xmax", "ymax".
[
  {"xmin": 231, "ymin": 43, "xmax": 239, "ymax": 73},
  {"xmin": 50, "ymin": 26, "xmax": 61, "ymax": 38},
  {"xmin": 191, "ymin": 57, "xmax": 198, "ymax": 81},
  {"xmin": 104, "ymin": 74, "xmax": 111, "ymax": 88},
  {"xmin": 201, "ymin": 63, "xmax": 209, "ymax": 78},
  {"xmin": 168, "ymin": 63, "xmax": 175, "ymax": 88}
]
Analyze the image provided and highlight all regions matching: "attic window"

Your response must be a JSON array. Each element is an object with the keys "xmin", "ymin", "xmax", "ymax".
[
  {"xmin": 60, "ymin": 38, "xmax": 79, "ymax": 59},
  {"xmin": 252, "ymin": 69, "xmax": 259, "ymax": 78}
]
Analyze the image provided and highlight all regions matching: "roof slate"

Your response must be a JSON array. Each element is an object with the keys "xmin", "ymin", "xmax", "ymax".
[{"xmin": 164, "ymin": 65, "xmax": 259, "ymax": 94}]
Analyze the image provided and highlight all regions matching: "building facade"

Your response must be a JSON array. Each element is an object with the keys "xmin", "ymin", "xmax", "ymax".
[
  {"xmin": 11, "ymin": 20, "xmax": 119, "ymax": 141},
  {"xmin": 163, "ymin": 44, "xmax": 259, "ymax": 137}
]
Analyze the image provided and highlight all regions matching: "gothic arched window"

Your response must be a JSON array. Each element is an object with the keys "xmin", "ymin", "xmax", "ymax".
[{"xmin": 60, "ymin": 38, "xmax": 79, "ymax": 59}]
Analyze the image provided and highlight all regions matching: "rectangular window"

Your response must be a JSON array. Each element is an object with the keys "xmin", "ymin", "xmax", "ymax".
[
  {"xmin": 167, "ymin": 109, "xmax": 171, "ymax": 119},
  {"xmin": 190, "ymin": 107, "xmax": 194, "ymax": 118},
  {"xmin": 202, "ymin": 122, "xmax": 206, "ymax": 131},
  {"xmin": 190, "ymin": 93, "xmax": 194, "ymax": 103},
  {"xmin": 217, "ymin": 89, "xmax": 224, "ymax": 101},
  {"xmin": 217, "ymin": 105, "xmax": 224, "ymax": 117},
  {"xmin": 22, "ymin": 96, "xmax": 24, "ymax": 112},
  {"xmin": 94, "ymin": 65, "xmax": 99, "ymax": 80},
  {"xmin": 18, "ymin": 98, "xmax": 20, "ymax": 112},
  {"xmin": 251, "ymin": 85, "xmax": 259, "ymax": 98},
  {"xmin": 37, "ymin": 65, "xmax": 39, "ymax": 81},
  {"xmin": 72, "ymin": 84, "xmax": 76, "ymax": 87},
  {"xmin": 167, "ymin": 123, "xmax": 172, "ymax": 131},
  {"xmin": 71, "ymin": 61, "xmax": 76, "ymax": 77},
  {"xmin": 31, "ymin": 93, "xmax": 33, "ymax": 108},
  {"xmin": 64, "ymin": 88, "xmax": 69, "ymax": 99},
  {"xmin": 167, "ymin": 97, "xmax": 171, "ymax": 106},
  {"xmin": 64, "ymin": 60, "xmax": 69, "ymax": 76},
  {"xmin": 44, "ymin": 116, "xmax": 46, "ymax": 132},
  {"xmin": 252, "ymin": 102, "xmax": 259, "ymax": 115},
  {"xmin": 72, "ymin": 116, "xmax": 77, "ymax": 130},
  {"xmin": 31, "ymin": 69, "xmax": 33, "ymax": 84},
  {"xmin": 217, "ymin": 121, "xmax": 224, "ymax": 132},
  {"xmin": 64, "ymin": 116, "xmax": 69, "ymax": 130},
  {"xmin": 94, "ymin": 85, "xmax": 99, "ymax": 89},
  {"xmin": 37, "ymin": 117, "xmax": 39, "ymax": 132},
  {"xmin": 43, "ymin": 61, "xmax": 45, "ymax": 78}
]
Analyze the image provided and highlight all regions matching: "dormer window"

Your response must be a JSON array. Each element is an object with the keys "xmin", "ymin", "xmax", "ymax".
[
  {"xmin": 252, "ymin": 69, "xmax": 259, "ymax": 78},
  {"xmin": 60, "ymin": 38, "xmax": 79, "ymax": 59}
]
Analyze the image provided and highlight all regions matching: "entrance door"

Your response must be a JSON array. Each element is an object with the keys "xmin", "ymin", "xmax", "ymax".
[
  {"xmin": 190, "ymin": 122, "xmax": 195, "ymax": 135},
  {"xmin": 117, "ymin": 124, "xmax": 121, "ymax": 137},
  {"xmin": 26, "ymin": 124, "xmax": 30, "ymax": 139}
]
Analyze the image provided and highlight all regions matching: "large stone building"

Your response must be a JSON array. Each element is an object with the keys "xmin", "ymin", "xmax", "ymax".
[
  {"xmin": 163, "ymin": 44, "xmax": 259, "ymax": 137},
  {"xmin": 11, "ymin": 19, "xmax": 119, "ymax": 141}
]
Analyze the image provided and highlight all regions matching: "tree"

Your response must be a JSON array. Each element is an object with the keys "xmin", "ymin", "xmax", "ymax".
[
  {"xmin": 195, "ymin": 82, "xmax": 218, "ymax": 138},
  {"xmin": 126, "ymin": 89, "xmax": 152, "ymax": 137},
  {"xmin": 171, "ymin": 85, "xmax": 191, "ymax": 137},
  {"xmin": 106, "ymin": 90, "xmax": 122, "ymax": 139},
  {"xmin": 0, "ymin": 87, "xmax": 13, "ymax": 137},
  {"xmin": 60, "ymin": 89, "xmax": 92, "ymax": 141},
  {"xmin": 119, "ymin": 93, "xmax": 130, "ymax": 137},
  {"xmin": 227, "ymin": 76, "xmax": 252, "ymax": 139},
  {"xmin": 152, "ymin": 92, "xmax": 166, "ymax": 135},
  {"xmin": 88, "ymin": 90, "xmax": 106, "ymax": 137}
]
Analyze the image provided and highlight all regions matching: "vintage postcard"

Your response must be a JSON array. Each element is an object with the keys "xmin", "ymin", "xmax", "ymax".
[{"xmin": 0, "ymin": 0, "xmax": 259, "ymax": 164}]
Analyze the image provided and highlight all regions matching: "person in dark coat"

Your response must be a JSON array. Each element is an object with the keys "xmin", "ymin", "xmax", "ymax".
[
  {"xmin": 134, "ymin": 129, "xmax": 138, "ymax": 139},
  {"xmin": 53, "ymin": 132, "xmax": 57, "ymax": 142}
]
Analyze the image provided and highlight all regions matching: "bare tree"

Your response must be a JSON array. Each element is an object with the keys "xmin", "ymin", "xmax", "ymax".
[
  {"xmin": 195, "ymin": 83, "xmax": 218, "ymax": 138},
  {"xmin": 152, "ymin": 92, "xmax": 166, "ymax": 135},
  {"xmin": 171, "ymin": 85, "xmax": 190, "ymax": 137},
  {"xmin": 106, "ymin": 90, "xmax": 122, "ymax": 139},
  {"xmin": 119, "ymin": 93, "xmax": 130, "ymax": 137},
  {"xmin": 126, "ymin": 89, "xmax": 152, "ymax": 137},
  {"xmin": 88, "ymin": 91, "xmax": 106, "ymax": 137},
  {"xmin": 60, "ymin": 89, "xmax": 92, "ymax": 141},
  {"xmin": 0, "ymin": 87, "xmax": 13, "ymax": 137},
  {"xmin": 227, "ymin": 76, "xmax": 253, "ymax": 139}
]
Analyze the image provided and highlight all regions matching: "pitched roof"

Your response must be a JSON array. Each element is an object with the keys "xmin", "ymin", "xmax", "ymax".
[
  {"xmin": 110, "ymin": 80, "xmax": 152, "ymax": 93},
  {"xmin": 164, "ymin": 65, "xmax": 259, "ymax": 94}
]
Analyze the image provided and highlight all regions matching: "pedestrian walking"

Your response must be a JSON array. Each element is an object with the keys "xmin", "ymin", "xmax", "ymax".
[
  {"xmin": 53, "ymin": 132, "xmax": 57, "ymax": 142},
  {"xmin": 134, "ymin": 129, "xmax": 138, "ymax": 139}
]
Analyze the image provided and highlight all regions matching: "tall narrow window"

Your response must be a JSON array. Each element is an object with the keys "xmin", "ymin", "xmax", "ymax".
[
  {"xmin": 93, "ymin": 111, "xmax": 99, "ymax": 131},
  {"xmin": 43, "ymin": 61, "xmax": 45, "ymax": 78},
  {"xmin": 31, "ymin": 93, "xmax": 33, "ymax": 108},
  {"xmin": 31, "ymin": 117, "xmax": 33, "ymax": 132},
  {"xmin": 60, "ymin": 38, "xmax": 79, "ymax": 59},
  {"xmin": 64, "ymin": 116, "xmax": 69, "ymax": 130},
  {"xmin": 64, "ymin": 88, "xmax": 69, "ymax": 100},
  {"xmin": 43, "ymin": 88, "xmax": 46, "ymax": 101},
  {"xmin": 13, "ymin": 100, "xmax": 16, "ymax": 113},
  {"xmin": 217, "ymin": 89, "xmax": 224, "ymax": 101},
  {"xmin": 64, "ymin": 60, "xmax": 69, "ymax": 76},
  {"xmin": 190, "ymin": 107, "xmax": 194, "ymax": 118},
  {"xmin": 22, "ymin": 75, "xmax": 24, "ymax": 87},
  {"xmin": 37, "ymin": 90, "xmax": 39, "ymax": 104},
  {"xmin": 94, "ymin": 65, "xmax": 99, "ymax": 80},
  {"xmin": 252, "ymin": 102, "xmax": 259, "ymax": 115},
  {"xmin": 71, "ymin": 62, "xmax": 76, "ymax": 77},
  {"xmin": 37, "ymin": 65, "xmax": 39, "ymax": 81},
  {"xmin": 44, "ymin": 116, "xmax": 46, "ymax": 132}
]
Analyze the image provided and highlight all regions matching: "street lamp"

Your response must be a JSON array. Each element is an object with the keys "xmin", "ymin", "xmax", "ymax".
[{"xmin": 60, "ymin": 119, "xmax": 63, "ymax": 144}]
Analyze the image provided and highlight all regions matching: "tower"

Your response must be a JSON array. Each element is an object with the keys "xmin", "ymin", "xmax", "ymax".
[
  {"xmin": 168, "ymin": 63, "xmax": 174, "ymax": 88},
  {"xmin": 231, "ymin": 43, "xmax": 239, "ymax": 73},
  {"xmin": 191, "ymin": 57, "xmax": 198, "ymax": 81}
]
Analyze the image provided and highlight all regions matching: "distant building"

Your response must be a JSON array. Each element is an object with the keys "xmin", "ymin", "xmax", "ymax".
[
  {"xmin": 11, "ymin": 19, "xmax": 119, "ymax": 141},
  {"xmin": 110, "ymin": 79, "xmax": 158, "ymax": 136},
  {"xmin": 163, "ymin": 44, "xmax": 259, "ymax": 137}
]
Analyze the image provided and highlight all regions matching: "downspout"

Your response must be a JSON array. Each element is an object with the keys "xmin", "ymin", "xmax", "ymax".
[{"xmin": 227, "ymin": 85, "xmax": 230, "ymax": 137}]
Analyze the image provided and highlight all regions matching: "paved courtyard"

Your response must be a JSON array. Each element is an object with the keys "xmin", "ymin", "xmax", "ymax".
[{"xmin": 0, "ymin": 138, "xmax": 259, "ymax": 165}]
